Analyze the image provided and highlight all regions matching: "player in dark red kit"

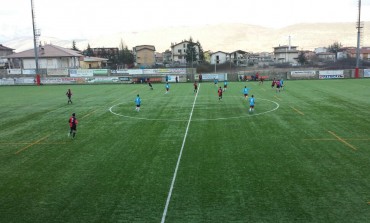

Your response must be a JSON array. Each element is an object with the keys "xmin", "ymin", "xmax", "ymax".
[
  {"xmin": 66, "ymin": 89, "xmax": 73, "ymax": 104},
  {"xmin": 194, "ymin": 81, "xmax": 198, "ymax": 93},
  {"xmin": 68, "ymin": 113, "xmax": 78, "ymax": 139},
  {"xmin": 147, "ymin": 78, "xmax": 153, "ymax": 90},
  {"xmin": 218, "ymin": 86, "xmax": 223, "ymax": 100}
]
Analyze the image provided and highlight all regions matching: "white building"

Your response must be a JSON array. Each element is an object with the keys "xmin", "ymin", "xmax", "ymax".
[
  {"xmin": 210, "ymin": 51, "xmax": 228, "ymax": 65},
  {"xmin": 314, "ymin": 47, "xmax": 328, "ymax": 54},
  {"xmin": 273, "ymin": 45, "xmax": 299, "ymax": 64},
  {"xmin": 170, "ymin": 41, "xmax": 199, "ymax": 64},
  {"xmin": 7, "ymin": 44, "xmax": 82, "ymax": 69}
]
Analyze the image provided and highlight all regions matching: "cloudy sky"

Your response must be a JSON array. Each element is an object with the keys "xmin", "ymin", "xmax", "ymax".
[{"xmin": 1, "ymin": 0, "xmax": 369, "ymax": 41}]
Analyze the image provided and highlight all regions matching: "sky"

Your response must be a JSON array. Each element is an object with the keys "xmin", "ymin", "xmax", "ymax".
[{"xmin": 1, "ymin": 0, "xmax": 370, "ymax": 42}]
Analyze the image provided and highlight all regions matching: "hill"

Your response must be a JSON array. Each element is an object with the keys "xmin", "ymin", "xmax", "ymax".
[{"xmin": 3, "ymin": 22, "xmax": 370, "ymax": 53}]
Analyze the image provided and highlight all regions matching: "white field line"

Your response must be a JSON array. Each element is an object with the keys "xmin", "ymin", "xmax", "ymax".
[{"xmin": 161, "ymin": 84, "xmax": 200, "ymax": 223}]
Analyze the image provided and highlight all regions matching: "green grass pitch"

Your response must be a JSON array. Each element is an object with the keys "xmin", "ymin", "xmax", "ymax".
[{"xmin": 1, "ymin": 79, "xmax": 370, "ymax": 222}]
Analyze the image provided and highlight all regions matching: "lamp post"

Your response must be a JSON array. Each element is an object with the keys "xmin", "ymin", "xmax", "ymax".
[
  {"xmin": 355, "ymin": 0, "xmax": 362, "ymax": 78},
  {"xmin": 30, "ymin": 0, "xmax": 40, "ymax": 85}
]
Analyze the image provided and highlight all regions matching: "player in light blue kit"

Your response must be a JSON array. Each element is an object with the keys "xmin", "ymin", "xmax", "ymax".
[
  {"xmin": 223, "ymin": 80, "xmax": 228, "ymax": 92},
  {"xmin": 249, "ymin": 95, "xmax": 255, "ymax": 113},
  {"xmin": 135, "ymin": 94, "xmax": 141, "ymax": 112},
  {"xmin": 165, "ymin": 82, "xmax": 170, "ymax": 94},
  {"xmin": 242, "ymin": 86, "xmax": 251, "ymax": 99},
  {"xmin": 280, "ymin": 78, "xmax": 284, "ymax": 91}
]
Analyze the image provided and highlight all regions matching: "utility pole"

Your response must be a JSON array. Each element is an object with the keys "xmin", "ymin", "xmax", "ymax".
[
  {"xmin": 355, "ymin": 0, "xmax": 362, "ymax": 78},
  {"xmin": 31, "ymin": 0, "xmax": 40, "ymax": 84}
]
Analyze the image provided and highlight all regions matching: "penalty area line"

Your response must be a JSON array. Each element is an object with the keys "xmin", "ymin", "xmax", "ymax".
[
  {"xmin": 328, "ymin": 131, "xmax": 357, "ymax": 151},
  {"xmin": 15, "ymin": 134, "xmax": 50, "ymax": 154},
  {"xmin": 161, "ymin": 83, "xmax": 200, "ymax": 223},
  {"xmin": 290, "ymin": 106, "xmax": 304, "ymax": 116}
]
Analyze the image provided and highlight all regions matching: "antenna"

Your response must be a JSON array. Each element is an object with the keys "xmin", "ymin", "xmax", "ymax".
[
  {"xmin": 355, "ymin": 0, "xmax": 362, "ymax": 78},
  {"xmin": 31, "ymin": 0, "xmax": 41, "ymax": 80}
]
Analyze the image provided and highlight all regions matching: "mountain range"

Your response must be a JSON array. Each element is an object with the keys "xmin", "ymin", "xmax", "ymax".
[{"xmin": 3, "ymin": 22, "xmax": 370, "ymax": 53}]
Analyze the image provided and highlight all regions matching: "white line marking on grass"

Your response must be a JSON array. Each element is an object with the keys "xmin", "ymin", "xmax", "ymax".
[
  {"xmin": 109, "ymin": 99, "xmax": 279, "ymax": 121},
  {"xmin": 161, "ymin": 84, "xmax": 200, "ymax": 223}
]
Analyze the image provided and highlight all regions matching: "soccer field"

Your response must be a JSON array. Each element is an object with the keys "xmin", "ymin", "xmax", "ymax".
[{"xmin": 1, "ymin": 79, "xmax": 370, "ymax": 222}]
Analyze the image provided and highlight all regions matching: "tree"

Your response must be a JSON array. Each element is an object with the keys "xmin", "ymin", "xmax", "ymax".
[
  {"xmin": 328, "ymin": 41, "xmax": 342, "ymax": 61},
  {"xmin": 118, "ymin": 39, "xmax": 126, "ymax": 65},
  {"xmin": 83, "ymin": 43, "xmax": 93, "ymax": 57},
  {"xmin": 197, "ymin": 40, "xmax": 205, "ymax": 63},
  {"xmin": 185, "ymin": 37, "xmax": 198, "ymax": 65},
  {"xmin": 297, "ymin": 51, "xmax": 307, "ymax": 65},
  {"xmin": 117, "ymin": 39, "xmax": 134, "ymax": 68},
  {"xmin": 71, "ymin": 40, "xmax": 79, "ymax": 51}
]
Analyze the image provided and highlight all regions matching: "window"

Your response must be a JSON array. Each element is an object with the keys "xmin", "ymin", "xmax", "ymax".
[{"xmin": 178, "ymin": 49, "xmax": 181, "ymax": 53}]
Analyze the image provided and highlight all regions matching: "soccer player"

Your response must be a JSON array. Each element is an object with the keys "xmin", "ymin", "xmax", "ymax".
[
  {"xmin": 135, "ymin": 94, "xmax": 141, "ymax": 112},
  {"xmin": 259, "ymin": 76, "xmax": 264, "ymax": 85},
  {"xmin": 147, "ymin": 79, "xmax": 153, "ymax": 90},
  {"xmin": 218, "ymin": 86, "xmax": 223, "ymax": 100},
  {"xmin": 165, "ymin": 82, "xmax": 170, "ymax": 94},
  {"xmin": 249, "ymin": 95, "xmax": 255, "ymax": 113},
  {"xmin": 194, "ymin": 81, "xmax": 198, "ymax": 93},
  {"xmin": 271, "ymin": 78, "xmax": 276, "ymax": 88},
  {"xmin": 223, "ymin": 80, "xmax": 228, "ymax": 92},
  {"xmin": 243, "ymin": 86, "xmax": 251, "ymax": 98},
  {"xmin": 214, "ymin": 78, "xmax": 218, "ymax": 85},
  {"xmin": 68, "ymin": 113, "xmax": 78, "ymax": 138},
  {"xmin": 280, "ymin": 78, "xmax": 284, "ymax": 91},
  {"xmin": 276, "ymin": 79, "xmax": 281, "ymax": 93},
  {"xmin": 66, "ymin": 89, "xmax": 73, "ymax": 104}
]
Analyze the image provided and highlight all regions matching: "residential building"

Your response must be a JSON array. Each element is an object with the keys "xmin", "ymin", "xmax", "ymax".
[
  {"xmin": 155, "ymin": 52, "xmax": 164, "ymax": 65},
  {"xmin": 80, "ymin": 57, "xmax": 108, "ymax": 69},
  {"xmin": 90, "ymin": 47, "xmax": 119, "ymax": 68},
  {"xmin": 170, "ymin": 41, "xmax": 199, "ymax": 64},
  {"xmin": 133, "ymin": 45, "xmax": 156, "ymax": 67},
  {"xmin": 229, "ymin": 50, "xmax": 247, "ymax": 66},
  {"xmin": 91, "ymin": 47, "xmax": 119, "ymax": 57},
  {"xmin": 203, "ymin": 50, "xmax": 212, "ymax": 64},
  {"xmin": 7, "ymin": 44, "xmax": 82, "ymax": 69},
  {"xmin": 273, "ymin": 45, "xmax": 299, "ymax": 64},
  {"xmin": 256, "ymin": 52, "xmax": 274, "ymax": 66},
  {"xmin": 344, "ymin": 47, "xmax": 370, "ymax": 61},
  {"xmin": 0, "ymin": 44, "xmax": 14, "ymax": 68},
  {"xmin": 316, "ymin": 52, "xmax": 336, "ymax": 61},
  {"xmin": 314, "ymin": 47, "xmax": 328, "ymax": 54},
  {"xmin": 210, "ymin": 51, "xmax": 228, "ymax": 64},
  {"xmin": 162, "ymin": 50, "xmax": 172, "ymax": 65}
]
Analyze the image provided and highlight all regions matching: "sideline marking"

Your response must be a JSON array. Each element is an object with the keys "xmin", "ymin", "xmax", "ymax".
[
  {"xmin": 161, "ymin": 84, "xmax": 200, "ymax": 223},
  {"xmin": 0, "ymin": 142, "xmax": 66, "ymax": 145},
  {"xmin": 109, "ymin": 99, "xmax": 279, "ymax": 121},
  {"xmin": 15, "ymin": 135, "xmax": 50, "ymax": 154},
  {"xmin": 290, "ymin": 106, "xmax": 304, "ymax": 115},
  {"xmin": 328, "ymin": 131, "xmax": 357, "ymax": 151}
]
